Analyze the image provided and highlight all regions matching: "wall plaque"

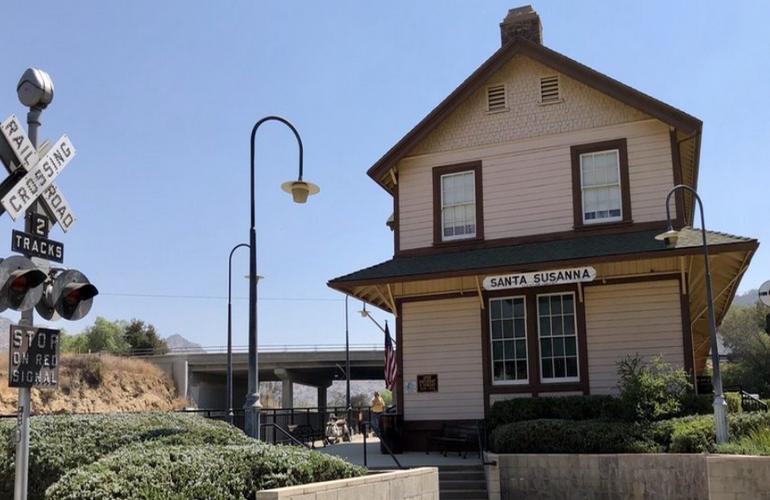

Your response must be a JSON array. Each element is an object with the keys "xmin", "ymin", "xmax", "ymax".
[{"xmin": 417, "ymin": 374, "xmax": 438, "ymax": 393}]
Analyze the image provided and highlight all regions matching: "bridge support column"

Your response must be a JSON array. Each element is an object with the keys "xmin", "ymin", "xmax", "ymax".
[
  {"xmin": 317, "ymin": 386, "xmax": 327, "ymax": 413},
  {"xmin": 281, "ymin": 379, "xmax": 293, "ymax": 408}
]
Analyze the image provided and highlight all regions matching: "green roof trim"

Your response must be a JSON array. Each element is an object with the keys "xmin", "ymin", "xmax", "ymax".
[{"xmin": 329, "ymin": 228, "xmax": 755, "ymax": 285}]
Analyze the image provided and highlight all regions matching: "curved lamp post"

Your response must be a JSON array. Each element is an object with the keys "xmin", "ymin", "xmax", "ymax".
[
  {"xmin": 656, "ymin": 184, "xmax": 728, "ymax": 444},
  {"xmin": 245, "ymin": 116, "xmax": 319, "ymax": 439},
  {"xmin": 227, "ymin": 242, "xmax": 249, "ymax": 424}
]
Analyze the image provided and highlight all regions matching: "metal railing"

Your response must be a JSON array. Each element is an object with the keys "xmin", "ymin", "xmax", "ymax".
[
  {"xmin": 724, "ymin": 385, "xmax": 769, "ymax": 412},
  {"xmin": 179, "ymin": 406, "xmax": 373, "ymax": 445},
  {"xmin": 260, "ymin": 422, "xmax": 311, "ymax": 448},
  {"xmin": 130, "ymin": 344, "xmax": 383, "ymax": 356},
  {"xmin": 362, "ymin": 421, "xmax": 404, "ymax": 469}
]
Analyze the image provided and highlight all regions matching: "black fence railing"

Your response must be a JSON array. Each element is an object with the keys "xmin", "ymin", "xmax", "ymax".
[
  {"xmin": 179, "ymin": 406, "xmax": 374, "ymax": 447},
  {"xmin": 724, "ymin": 385, "xmax": 769, "ymax": 412}
]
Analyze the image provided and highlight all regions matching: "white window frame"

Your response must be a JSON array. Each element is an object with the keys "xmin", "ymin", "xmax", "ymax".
[
  {"xmin": 489, "ymin": 295, "xmax": 529, "ymax": 386},
  {"xmin": 579, "ymin": 149, "xmax": 622, "ymax": 225},
  {"xmin": 536, "ymin": 291, "xmax": 580, "ymax": 384},
  {"xmin": 440, "ymin": 170, "xmax": 477, "ymax": 242}
]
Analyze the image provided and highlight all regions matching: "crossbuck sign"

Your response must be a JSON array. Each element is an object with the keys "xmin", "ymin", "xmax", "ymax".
[{"xmin": 0, "ymin": 115, "xmax": 76, "ymax": 231}]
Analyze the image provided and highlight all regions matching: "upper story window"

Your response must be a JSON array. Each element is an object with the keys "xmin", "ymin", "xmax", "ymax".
[
  {"xmin": 580, "ymin": 149, "xmax": 621, "ymax": 223},
  {"xmin": 433, "ymin": 162, "xmax": 484, "ymax": 244},
  {"xmin": 441, "ymin": 171, "xmax": 476, "ymax": 240},
  {"xmin": 570, "ymin": 139, "xmax": 631, "ymax": 228}
]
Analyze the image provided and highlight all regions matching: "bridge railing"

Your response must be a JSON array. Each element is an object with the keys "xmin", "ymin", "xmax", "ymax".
[{"xmin": 129, "ymin": 344, "xmax": 383, "ymax": 356}]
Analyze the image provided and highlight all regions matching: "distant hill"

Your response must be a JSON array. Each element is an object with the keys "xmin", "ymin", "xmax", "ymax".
[
  {"xmin": 733, "ymin": 289, "xmax": 759, "ymax": 307},
  {"xmin": 165, "ymin": 334, "xmax": 204, "ymax": 353}
]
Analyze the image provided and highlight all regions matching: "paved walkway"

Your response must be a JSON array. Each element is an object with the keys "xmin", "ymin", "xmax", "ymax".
[{"xmin": 318, "ymin": 436, "xmax": 481, "ymax": 468}]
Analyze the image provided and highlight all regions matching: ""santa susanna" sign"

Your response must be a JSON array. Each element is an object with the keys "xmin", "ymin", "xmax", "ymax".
[{"xmin": 482, "ymin": 266, "xmax": 596, "ymax": 290}]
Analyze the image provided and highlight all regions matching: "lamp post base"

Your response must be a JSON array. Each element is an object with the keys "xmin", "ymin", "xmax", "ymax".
[
  {"xmin": 713, "ymin": 394, "xmax": 729, "ymax": 444},
  {"xmin": 243, "ymin": 393, "xmax": 262, "ymax": 440}
]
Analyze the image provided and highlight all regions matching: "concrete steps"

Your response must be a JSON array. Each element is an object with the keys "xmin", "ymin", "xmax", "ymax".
[
  {"xmin": 439, "ymin": 465, "xmax": 487, "ymax": 500},
  {"xmin": 369, "ymin": 464, "xmax": 488, "ymax": 499}
]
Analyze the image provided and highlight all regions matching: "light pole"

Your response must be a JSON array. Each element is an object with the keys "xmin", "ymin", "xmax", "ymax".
[
  {"xmin": 244, "ymin": 116, "xmax": 319, "ymax": 439},
  {"xmin": 227, "ymin": 243, "xmax": 249, "ymax": 424},
  {"xmin": 656, "ymin": 184, "xmax": 728, "ymax": 443},
  {"xmin": 345, "ymin": 295, "xmax": 351, "ymax": 430}
]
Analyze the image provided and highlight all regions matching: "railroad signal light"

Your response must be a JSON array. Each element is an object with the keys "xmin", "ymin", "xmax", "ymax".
[
  {"xmin": 36, "ymin": 269, "xmax": 98, "ymax": 321},
  {"xmin": 0, "ymin": 256, "xmax": 46, "ymax": 312}
]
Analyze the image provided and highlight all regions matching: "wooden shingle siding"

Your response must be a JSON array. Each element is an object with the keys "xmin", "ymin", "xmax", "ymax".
[
  {"xmin": 397, "ymin": 119, "xmax": 675, "ymax": 250},
  {"xmin": 584, "ymin": 280, "xmax": 684, "ymax": 395},
  {"xmin": 402, "ymin": 297, "xmax": 484, "ymax": 420}
]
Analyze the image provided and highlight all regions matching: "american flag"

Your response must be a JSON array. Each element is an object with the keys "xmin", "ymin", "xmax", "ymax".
[{"xmin": 384, "ymin": 321, "xmax": 398, "ymax": 391}]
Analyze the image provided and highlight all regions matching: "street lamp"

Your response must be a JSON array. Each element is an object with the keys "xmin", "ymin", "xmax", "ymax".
[
  {"xmin": 227, "ymin": 243, "xmax": 249, "ymax": 424},
  {"xmin": 358, "ymin": 302, "xmax": 387, "ymax": 333},
  {"xmin": 656, "ymin": 184, "xmax": 728, "ymax": 444},
  {"xmin": 244, "ymin": 116, "xmax": 319, "ymax": 439}
]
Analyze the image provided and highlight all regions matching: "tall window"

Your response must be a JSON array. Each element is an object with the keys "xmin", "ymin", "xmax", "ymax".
[
  {"xmin": 537, "ymin": 293, "xmax": 579, "ymax": 382},
  {"xmin": 441, "ymin": 171, "xmax": 476, "ymax": 240},
  {"xmin": 580, "ymin": 149, "xmax": 621, "ymax": 224},
  {"xmin": 489, "ymin": 297, "xmax": 528, "ymax": 383}
]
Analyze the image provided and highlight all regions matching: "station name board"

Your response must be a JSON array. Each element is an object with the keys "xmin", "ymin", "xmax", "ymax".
[{"xmin": 483, "ymin": 266, "xmax": 596, "ymax": 290}]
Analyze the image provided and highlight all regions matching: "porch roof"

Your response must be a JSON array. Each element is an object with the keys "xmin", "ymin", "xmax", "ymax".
[{"xmin": 329, "ymin": 228, "xmax": 755, "ymax": 287}]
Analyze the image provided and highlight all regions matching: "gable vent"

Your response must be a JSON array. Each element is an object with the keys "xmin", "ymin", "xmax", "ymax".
[
  {"xmin": 487, "ymin": 84, "xmax": 507, "ymax": 112},
  {"xmin": 540, "ymin": 76, "xmax": 560, "ymax": 104}
]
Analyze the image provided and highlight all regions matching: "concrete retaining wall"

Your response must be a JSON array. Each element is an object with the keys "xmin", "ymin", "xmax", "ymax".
[
  {"xmin": 255, "ymin": 467, "xmax": 439, "ymax": 500},
  {"xmin": 488, "ymin": 453, "xmax": 770, "ymax": 499}
]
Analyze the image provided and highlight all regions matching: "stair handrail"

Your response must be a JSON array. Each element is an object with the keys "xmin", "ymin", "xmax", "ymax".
[{"xmin": 259, "ymin": 422, "xmax": 311, "ymax": 449}]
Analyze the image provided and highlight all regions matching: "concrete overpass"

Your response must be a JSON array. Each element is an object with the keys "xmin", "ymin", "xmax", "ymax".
[{"xmin": 140, "ymin": 346, "xmax": 384, "ymax": 411}]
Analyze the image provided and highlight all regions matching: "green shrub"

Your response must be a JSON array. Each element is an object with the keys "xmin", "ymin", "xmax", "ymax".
[
  {"xmin": 46, "ymin": 443, "xmax": 365, "ymax": 500},
  {"xmin": 651, "ymin": 411, "xmax": 770, "ymax": 453},
  {"xmin": 617, "ymin": 354, "xmax": 692, "ymax": 422},
  {"xmin": 725, "ymin": 392, "xmax": 742, "ymax": 413},
  {"xmin": 0, "ymin": 413, "xmax": 252, "ymax": 500},
  {"xmin": 717, "ymin": 428, "xmax": 770, "ymax": 456},
  {"xmin": 490, "ymin": 419, "xmax": 658, "ymax": 454},
  {"xmin": 487, "ymin": 395, "xmax": 623, "ymax": 430}
]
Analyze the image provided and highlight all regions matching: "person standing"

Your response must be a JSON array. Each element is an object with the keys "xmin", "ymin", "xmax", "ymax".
[{"xmin": 370, "ymin": 391, "xmax": 385, "ymax": 436}]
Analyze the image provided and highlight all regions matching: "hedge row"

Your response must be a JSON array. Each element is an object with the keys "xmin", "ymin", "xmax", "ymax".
[
  {"xmin": 490, "ymin": 419, "xmax": 657, "ymax": 454},
  {"xmin": 490, "ymin": 411, "xmax": 770, "ymax": 454},
  {"xmin": 487, "ymin": 393, "xmax": 741, "ymax": 431},
  {"xmin": 0, "ymin": 413, "xmax": 365, "ymax": 500},
  {"xmin": 0, "ymin": 412, "xmax": 252, "ymax": 499},
  {"xmin": 46, "ymin": 443, "xmax": 364, "ymax": 500}
]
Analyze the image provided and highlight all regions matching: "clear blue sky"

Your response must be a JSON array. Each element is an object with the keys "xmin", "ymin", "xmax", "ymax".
[{"xmin": 1, "ymin": 1, "xmax": 768, "ymax": 347}]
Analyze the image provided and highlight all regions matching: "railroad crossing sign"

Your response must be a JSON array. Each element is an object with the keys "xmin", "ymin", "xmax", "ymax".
[
  {"xmin": 0, "ymin": 115, "xmax": 76, "ymax": 232},
  {"xmin": 759, "ymin": 280, "xmax": 770, "ymax": 307}
]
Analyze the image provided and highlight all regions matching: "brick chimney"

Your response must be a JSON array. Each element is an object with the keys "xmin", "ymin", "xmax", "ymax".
[{"xmin": 500, "ymin": 5, "xmax": 542, "ymax": 45}]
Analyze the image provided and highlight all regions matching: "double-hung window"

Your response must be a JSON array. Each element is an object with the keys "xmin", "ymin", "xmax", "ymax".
[
  {"xmin": 571, "ymin": 139, "xmax": 631, "ymax": 228},
  {"xmin": 440, "ymin": 171, "xmax": 476, "ymax": 240},
  {"xmin": 580, "ymin": 149, "xmax": 621, "ymax": 223},
  {"xmin": 537, "ymin": 293, "xmax": 579, "ymax": 382},
  {"xmin": 489, "ymin": 297, "xmax": 528, "ymax": 383}
]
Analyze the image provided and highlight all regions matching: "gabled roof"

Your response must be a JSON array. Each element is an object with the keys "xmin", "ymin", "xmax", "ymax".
[
  {"xmin": 367, "ymin": 37, "xmax": 703, "ymax": 192},
  {"xmin": 328, "ymin": 228, "xmax": 755, "ymax": 287}
]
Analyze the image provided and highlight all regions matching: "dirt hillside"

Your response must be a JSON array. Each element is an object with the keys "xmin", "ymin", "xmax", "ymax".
[{"xmin": 0, "ymin": 354, "xmax": 185, "ymax": 414}]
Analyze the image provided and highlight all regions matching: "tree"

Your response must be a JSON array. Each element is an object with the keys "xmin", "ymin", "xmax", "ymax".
[
  {"xmin": 62, "ymin": 317, "xmax": 129, "ymax": 355},
  {"xmin": 124, "ymin": 319, "xmax": 169, "ymax": 355},
  {"xmin": 720, "ymin": 302, "xmax": 770, "ymax": 396}
]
